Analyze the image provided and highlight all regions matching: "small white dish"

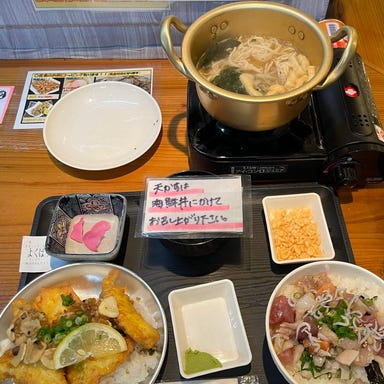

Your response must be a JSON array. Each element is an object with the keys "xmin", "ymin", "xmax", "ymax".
[
  {"xmin": 168, "ymin": 279, "xmax": 252, "ymax": 379},
  {"xmin": 43, "ymin": 81, "xmax": 162, "ymax": 170},
  {"xmin": 262, "ymin": 192, "xmax": 335, "ymax": 264}
]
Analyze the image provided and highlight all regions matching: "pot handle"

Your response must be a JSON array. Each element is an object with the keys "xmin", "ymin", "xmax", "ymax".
[
  {"xmin": 314, "ymin": 25, "xmax": 358, "ymax": 91},
  {"xmin": 160, "ymin": 16, "xmax": 192, "ymax": 80}
]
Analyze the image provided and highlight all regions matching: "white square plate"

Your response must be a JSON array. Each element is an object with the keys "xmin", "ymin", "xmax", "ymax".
[
  {"xmin": 168, "ymin": 279, "xmax": 252, "ymax": 379},
  {"xmin": 262, "ymin": 192, "xmax": 335, "ymax": 264}
]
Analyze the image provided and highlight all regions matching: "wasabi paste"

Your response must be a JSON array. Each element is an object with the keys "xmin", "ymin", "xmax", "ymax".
[{"xmin": 184, "ymin": 348, "xmax": 223, "ymax": 375}]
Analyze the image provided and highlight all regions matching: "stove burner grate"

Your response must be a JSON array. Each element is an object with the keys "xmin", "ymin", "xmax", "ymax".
[{"xmin": 194, "ymin": 118, "xmax": 317, "ymax": 158}]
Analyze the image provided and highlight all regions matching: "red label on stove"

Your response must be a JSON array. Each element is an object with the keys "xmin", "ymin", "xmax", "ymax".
[
  {"xmin": 319, "ymin": 19, "xmax": 348, "ymax": 48},
  {"xmin": 344, "ymin": 84, "xmax": 359, "ymax": 98}
]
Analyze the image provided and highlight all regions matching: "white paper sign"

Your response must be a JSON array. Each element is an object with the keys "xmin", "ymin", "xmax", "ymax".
[
  {"xmin": 19, "ymin": 236, "xmax": 68, "ymax": 272},
  {"xmin": 142, "ymin": 176, "xmax": 244, "ymax": 236}
]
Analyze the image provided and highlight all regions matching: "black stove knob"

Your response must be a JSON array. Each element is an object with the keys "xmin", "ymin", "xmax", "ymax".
[{"xmin": 330, "ymin": 163, "xmax": 359, "ymax": 188}]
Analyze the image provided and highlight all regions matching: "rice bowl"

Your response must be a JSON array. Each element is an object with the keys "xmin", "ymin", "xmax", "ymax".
[
  {"xmin": 0, "ymin": 263, "xmax": 167, "ymax": 384},
  {"xmin": 265, "ymin": 261, "xmax": 384, "ymax": 384}
]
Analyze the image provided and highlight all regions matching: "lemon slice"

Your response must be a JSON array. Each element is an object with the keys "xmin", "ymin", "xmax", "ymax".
[{"xmin": 53, "ymin": 322, "xmax": 127, "ymax": 369}]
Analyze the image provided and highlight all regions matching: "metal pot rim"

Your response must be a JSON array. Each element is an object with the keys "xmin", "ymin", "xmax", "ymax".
[{"xmin": 181, "ymin": 1, "xmax": 333, "ymax": 103}]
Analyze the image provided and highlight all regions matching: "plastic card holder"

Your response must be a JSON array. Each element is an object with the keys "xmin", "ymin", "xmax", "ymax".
[{"xmin": 136, "ymin": 174, "xmax": 253, "ymax": 239}]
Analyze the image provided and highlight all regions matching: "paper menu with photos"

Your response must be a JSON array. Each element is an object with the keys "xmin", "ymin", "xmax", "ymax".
[{"xmin": 14, "ymin": 68, "xmax": 153, "ymax": 129}]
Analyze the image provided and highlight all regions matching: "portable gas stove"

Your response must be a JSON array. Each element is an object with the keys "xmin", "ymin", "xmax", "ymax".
[{"xmin": 187, "ymin": 50, "xmax": 384, "ymax": 188}]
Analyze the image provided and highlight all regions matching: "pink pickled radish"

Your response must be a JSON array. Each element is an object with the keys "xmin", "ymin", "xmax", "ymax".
[
  {"xmin": 70, "ymin": 217, "xmax": 84, "ymax": 243},
  {"xmin": 83, "ymin": 220, "xmax": 111, "ymax": 251}
]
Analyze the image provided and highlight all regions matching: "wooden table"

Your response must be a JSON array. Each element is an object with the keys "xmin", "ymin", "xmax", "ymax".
[{"xmin": 0, "ymin": 51, "xmax": 383, "ymax": 312}]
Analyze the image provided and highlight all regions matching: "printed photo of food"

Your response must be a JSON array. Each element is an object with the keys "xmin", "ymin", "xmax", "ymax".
[
  {"xmin": 62, "ymin": 77, "xmax": 93, "ymax": 94},
  {"xmin": 30, "ymin": 78, "xmax": 61, "ymax": 95},
  {"xmin": 95, "ymin": 75, "xmax": 151, "ymax": 94},
  {"xmin": 25, "ymin": 100, "xmax": 53, "ymax": 117}
]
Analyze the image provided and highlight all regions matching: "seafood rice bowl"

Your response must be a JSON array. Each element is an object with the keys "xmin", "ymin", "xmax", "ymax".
[
  {"xmin": 0, "ymin": 263, "xmax": 167, "ymax": 384},
  {"xmin": 266, "ymin": 261, "xmax": 384, "ymax": 384}
]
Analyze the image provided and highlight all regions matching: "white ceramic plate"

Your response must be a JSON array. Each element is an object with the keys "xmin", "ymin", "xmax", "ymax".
[
  {"xmin": 168, "ymin": 279, "xmax": 252, "ymax": 379},
  {"xmin": 0, "ymin": 263, "xmax": 167, "ymax": 384},
  {"xmin": 43, "ymin": 81, "xmax": 162, "ymax": 170}
]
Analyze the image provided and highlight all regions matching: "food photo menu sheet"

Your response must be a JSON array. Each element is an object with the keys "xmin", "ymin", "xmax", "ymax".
[{"xmin": 14, "ymin": 68, "xmax": 153, "ymax": 129}]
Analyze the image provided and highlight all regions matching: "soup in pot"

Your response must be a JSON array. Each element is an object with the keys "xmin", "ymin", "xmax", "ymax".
[{"xmin": 197, "ymin": 35, "xmax": 317, "ymax": 96}]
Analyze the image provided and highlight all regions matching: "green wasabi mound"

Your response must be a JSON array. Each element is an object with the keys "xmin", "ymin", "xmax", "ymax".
[{"xmin": 184, "ymin": 348, "xmax": 223, "ymax": 375}]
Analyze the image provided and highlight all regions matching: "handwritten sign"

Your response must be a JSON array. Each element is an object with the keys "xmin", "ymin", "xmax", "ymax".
[{"xmin": 142, "ymin": 176, "xmax": 244, "ymax": 236}]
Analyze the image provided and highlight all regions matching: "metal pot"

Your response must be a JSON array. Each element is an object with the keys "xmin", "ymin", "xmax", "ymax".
[{"xmin": 160, "ymin": 1, "xmax": 357, "ymax": 131}]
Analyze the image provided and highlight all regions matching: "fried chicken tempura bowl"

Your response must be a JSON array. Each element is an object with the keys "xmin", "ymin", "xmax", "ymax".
[
  {"xmin": 265, "ymin": 261, "xmax": 384, "ymax": 384},
  {"xmin": 0, "ymin": 263, "xmax": 167, "ymax": 384}
]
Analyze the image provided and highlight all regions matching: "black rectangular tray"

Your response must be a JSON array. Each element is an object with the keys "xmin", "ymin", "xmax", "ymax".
[{"xmin": 21, "ymin": 183, "xmax": 354, "ymax": 383}]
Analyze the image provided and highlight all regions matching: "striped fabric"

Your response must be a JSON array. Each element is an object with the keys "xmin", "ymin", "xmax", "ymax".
[{"xmin": 0, "ymin": 0, "xmax": 329, "ymax": 59}]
